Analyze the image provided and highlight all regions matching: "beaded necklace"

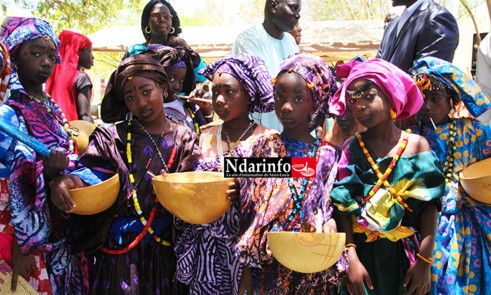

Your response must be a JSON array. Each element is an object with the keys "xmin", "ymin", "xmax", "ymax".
[
  {"xmin": 186, "ymin": 107, "xmax": 200, "ymax": 135},
  {"xmin": 29, "ymin": 94, "xmax": 78, "ymax": 157},
  {"xmin": 285, "ymin": 137, "xmax": 321, "ymax": 231},
  {"xmin": 101, "ymin": 119, "xmax": 173, "ymax": 254},
  {"xmin": 223, "ymin": 121, "xmax": 254, "ymax": 157},
  {"xmin": 357, "ymin": 130, "xmax": 413, "ymax": 212}
]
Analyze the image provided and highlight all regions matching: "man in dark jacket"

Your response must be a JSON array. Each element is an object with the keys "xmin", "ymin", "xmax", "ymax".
[{"xmin": 377, "ymin": 0, "xmax": 459, "ymax": 73}]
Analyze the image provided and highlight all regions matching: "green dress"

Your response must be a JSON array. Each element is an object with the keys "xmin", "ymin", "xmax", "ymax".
[{"xmin": 330, "ymin": 133, "xmax": 446, "ymax": 295}]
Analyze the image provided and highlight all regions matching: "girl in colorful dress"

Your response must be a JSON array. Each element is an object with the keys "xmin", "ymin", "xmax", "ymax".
[
  {"xmin": 46, "ymin": 30, "xmax": 94, "ymax": 123},
  {"xmin": 236, "ymin": 53, "xmax": 348, "ymax": 295},
  {"xmin": 148, "ymin": 45, "xmax": 212, "ymax": 134},
  {"xmin": 329, "ymin": 59, "xmax": 446, "ymax": 295},
  {"xmin": 0, "ymin": 17, "xmax": 89, "ymax": 294},
  {"xmin": 174, "ymin": 53, "xmax": 277, "ymax": 294},
  {"xmin": 49, "ymin": 53, "xmax": 229, "ymax": 294},
  {"xmin": 410, "ymin": 56, "xmax": 491, "ymax": 295}
]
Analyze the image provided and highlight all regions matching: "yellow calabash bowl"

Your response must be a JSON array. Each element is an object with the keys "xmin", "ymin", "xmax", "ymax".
[
  {"xmin": 152, "ymin": 172, "xmax": 233, "ymax": 224},
  {"xmin": 69, "ymin": 173, "xmax": 120, "ymax": 215},
  {"xmin": 69, "ymin": 120, "xmax": 96, "ymax": 155},
  {"xmin": 267, "ymin": 232, "xmax": 346, "ymax": 273},
  {"xmin": 459, "ymin": 157, "xmax": 491, "ymax": 204}
]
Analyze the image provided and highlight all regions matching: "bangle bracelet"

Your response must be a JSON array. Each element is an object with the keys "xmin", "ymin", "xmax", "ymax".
[
  {"xmin": 205, "ymin": 112, "xmax": 214, "ymax": 119},
  {"xmin": 345, "ymin": 243, "xmax": 356, "ymax": 251},
  {"xmin": 416, "ymin": 253, "xmax": 434, "ymax": 264}
]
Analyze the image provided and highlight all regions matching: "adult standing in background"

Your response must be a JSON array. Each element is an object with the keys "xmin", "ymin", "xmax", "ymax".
[
  {"xmin": 377, "ymin": 0, "xmax": 459, "ymax": 73},
  {"xmin": 123, "ymin": 0, "xmax": 207, "ymax": 82},
  {"xmin": 289, "ymin": 22, "xmax": 302, "ymax": 45},
  {"xmin": 475, "ymin": 33, "xmax": 491, "ymax": 123},
  {"xmin": 231, "ymin": 0, "xmax": 300, "ymax": 131}
]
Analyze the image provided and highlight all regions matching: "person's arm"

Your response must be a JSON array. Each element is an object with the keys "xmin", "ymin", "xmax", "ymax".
[
  {"xmin": 403, "ymin": 202, "xmax": 438, "ymax": 295},
  {"xmin": 11, "ymin": 237, "xmax": 36, "ymax": 292},
  {"xmin": 237, "ymin": 265, "xmax": 253, "ymax": 295},
  {"xmin": 76, "ymin": 85, "xmax": 94, "ymax": 123},
  {"xmin": 338, "ymin": 214, "xmax": 373, "ymax": 295}
]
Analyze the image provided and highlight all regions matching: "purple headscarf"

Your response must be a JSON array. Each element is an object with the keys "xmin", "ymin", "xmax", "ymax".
[
  {"xmin": 0, "ymin": 17, "xmax": 61, "ymax": 64},
  {"xmin": 277, "ymin": 53, "xmax": 337, "ymax": 130},
  {"xmin": 199, "ymin": 53, "xmax": 274, "ymax": 113},
  {"xmin": 330, "ymin": 58, "xmax": 423, "ymax": 119}
]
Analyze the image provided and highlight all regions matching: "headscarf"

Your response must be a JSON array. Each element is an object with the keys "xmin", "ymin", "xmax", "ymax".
[
  {"xmin": 277, "ymin": 53, "xmax": 336, "ymax": 130},
  {"xmin": 199, "ymin": 53, "xmax": 274, "ymax": 113},
  {"xmin": 101, "ymin": 54, "xmax": 168, "ymax": 123},
  {"xmin": 330, "ymin": 58, "xmax": 423, "ymax": 119},
  {"xmin": 45, "ymin": 30, "xmax": 92, "ymax": 121},
  {"xmin": 0, "ymin": 17, "xmax": 61, "ymax": 66},
  {"xmin": 0, "ymin": 42, "xmax": 11, "ymax": 102},
  {"xmin": 145, "ymin": 45, "xmax": 199, "ymax": 94},
  {"xmin": 413, "ymin": 56, "xmax": 491, "ymax": 118},
  {"xmin": 0, "ymin": 17, "xmax": 61, "ymax": 91}
]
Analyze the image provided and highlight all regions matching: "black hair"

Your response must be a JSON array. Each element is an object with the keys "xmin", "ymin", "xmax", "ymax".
[{"xmin": 141, "ymin": 0, "xmax": 182, "ymax": 42}]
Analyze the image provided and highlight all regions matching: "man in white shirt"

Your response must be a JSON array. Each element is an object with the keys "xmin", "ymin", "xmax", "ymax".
[
  {"xmin": 377, "ymin": 0, "xmax": 459, "ymax": 74},
  {"xmin": 231, "ymin": 0, "xmax": 300, "ymax": 131},
  {"xmin": 476, "ymin": 33, "xmax": 491, "ymax": 123}
]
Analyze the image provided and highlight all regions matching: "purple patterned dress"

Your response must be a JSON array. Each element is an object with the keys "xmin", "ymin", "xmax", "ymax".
[
  {"xmin": 5, "ymin": 88, "xmax": 89, "ymax": 294},
  {"xmin": 236, "ymin": 133, "xmax": 348, "ymax": 295},
  {"xmin": 67, "ymin": 121, "xmax": 200, "ymax": 295}
]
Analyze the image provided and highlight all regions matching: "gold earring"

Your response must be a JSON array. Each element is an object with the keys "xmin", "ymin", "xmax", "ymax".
[
  {"xmin": 170, "ymin": 27, "xmax": 175, "ymax": 34},
  {"xmin": 145, "ymin": 26, "xmax": 151, "ymax": 34},
  {"xmin": 390, "ymin": 107, "xmax": 397, "ymax": 119}
]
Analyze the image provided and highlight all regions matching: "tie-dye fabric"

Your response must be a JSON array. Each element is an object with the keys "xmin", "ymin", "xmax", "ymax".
[
  {"xmin": 411, "ymin": 118, "xmax": 491, "ymax": 295},
  {"xmin": 236, "ymin": 133, "xmax": 348, "ymax": 294},
  {"xmin": 330, "ymin": 133, "xmax": 445, "ymax": 295},
  {"xmin": 413, "ymin": 56, "xmax": 491, "ymax": 118}
]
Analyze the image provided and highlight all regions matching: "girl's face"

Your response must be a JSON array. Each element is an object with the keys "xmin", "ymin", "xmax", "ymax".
[
  {"xmin": 167, "ymin": 67, "xmax": 186, "ymax": 102},
  {"xmin": 211, "ymin": 72, "xmax": 251, "ymax": 122},
  {"xmin": 123, "ymin": 76, "xmax": 168, "ymax": 124},
  {"xmin": 274, "ymin": 72, "xmax": 314, "ymax": 131},
  {"xmin": 418, "ymin": 89, "xmax": 451, "ymax": 126},
  {"xmin": 15, "ymin": 37, "xmax": 57, "ymax": 85},
  {"xmin": 78, "ymin": 46, "xmax": 94, "ymax": 70},
  {"xmin": 148, "ymin": 3, "xmax": 172, "ymax": 38},
  {"xmin": 346, "ymin": 79, "xmax": 391, "ymax": 128}
]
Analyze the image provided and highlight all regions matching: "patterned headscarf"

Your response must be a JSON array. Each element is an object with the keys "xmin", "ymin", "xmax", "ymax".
[
  {"xmin": 413, "ymin": 56, "xmax": 491, "ymax": 118},
  {"xmin": 45, "ymin": 30, "xmax": 92, "ymax": 121},
  {"xmin": 330, "ymin": 58, "xmax": 423, "ymax": 119},
  {"xmin": 0, "ymin": 42, "xmax": 11, "ymax": 102},
  {"xmin": 277, "ymin": 53, "xmax": 337, "ymax": 130},
  {"xmin": 101, "ymin": 54, "xmax": 168, "ymax": 123},
  {"xmin": 199, "ymin": 53, "xmax": 274, "ymax": 113},
  {"xmin": 145, "ymin": 45, "xmax": 199, "ymax": 95},
  {"xmin": 0, "ymin": 17, "xmax": 61, "ymax": 65}
]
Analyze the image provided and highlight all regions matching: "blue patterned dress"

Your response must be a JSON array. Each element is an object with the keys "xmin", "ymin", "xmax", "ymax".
[{"xmin": 412, "ymin": 118, "xmax": 491, "ymax": 295}]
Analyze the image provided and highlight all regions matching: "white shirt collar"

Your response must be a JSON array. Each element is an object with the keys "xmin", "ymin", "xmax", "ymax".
[{"xmin": 405, "ymin": 0, "xmax": 425, "ymax": 16}]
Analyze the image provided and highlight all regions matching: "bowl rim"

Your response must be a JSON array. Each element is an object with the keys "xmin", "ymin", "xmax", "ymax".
[
  {"xmin": 69, "ymin": 173, "xmax": 119, "ymax": 192},
  {"xmin": 151, "ymin": 171, "xmax": 233, "ymax": 184},
  {"xmin": 459, "ymin": 157, "xmax": 491, "ymax": 180}
]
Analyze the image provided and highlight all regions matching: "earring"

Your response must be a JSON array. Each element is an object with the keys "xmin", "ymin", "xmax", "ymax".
[
  {"xmin": 164, "ymin": 93, "xmax": 168, "ymax": 98},
  {"xmin": 390, "ymin": 107, "xmax": 397, "ymax": 119},
  {"xmin": 170, "ymin": 27, "xmax": 175, "ymax": 34},
  {"xmin": 145, "ymin": 26, "xmax": 151, "ymax": 34}
]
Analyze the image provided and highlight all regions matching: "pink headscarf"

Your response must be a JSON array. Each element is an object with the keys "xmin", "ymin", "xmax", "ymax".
[
  {"xmin": 45, "ymin": 30, "xmax": 92, "ymax": 121},
  {"xmin": 329, "ymin": 59, "xmax": 423, "ymax": 119}
]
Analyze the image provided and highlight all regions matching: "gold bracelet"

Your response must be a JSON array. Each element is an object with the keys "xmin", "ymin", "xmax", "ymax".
[
  {"xmin": 416, "ymin": 253, "xmax": 434, "ymax": 264},
  {"xmin": 345, "ymin": 243, "xmax": 356, "ymax": 251}
]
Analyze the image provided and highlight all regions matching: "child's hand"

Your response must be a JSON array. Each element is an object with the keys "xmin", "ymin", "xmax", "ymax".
[
  {"xmin": 43, "ymin": 148, "xmax": 69, "ymax": 181},
  {"xmin": 50, "ymin": 174, "xmax": 85, "ymax": 213},
  {"xmin": 188, "ymin": 88, "xmax": 212, "ymax": 114},
  {"xmin": 403, "ymin": 259, "xmax": 431, "ymax": 295},
  {"xmin": 346, "ymin": 257, "xmax": 373, "ymax": 295},
  {"xmin": 11, "ymin": 239, "xmax": 37, "ymax": 291},
  {"xmin": 160, "ymin": 169, "xmax": 168, "ymax": 177},
  {"xmin": 322, "ymin": 218, "xmax": 338, "ymax": 233},
  {"xmin": 226, "ymin": 179, "xmax": 240, "ymax": 204},
  {"xmin": 238, "ymin": 265, "xmax": 253, "ymax": 295}
]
